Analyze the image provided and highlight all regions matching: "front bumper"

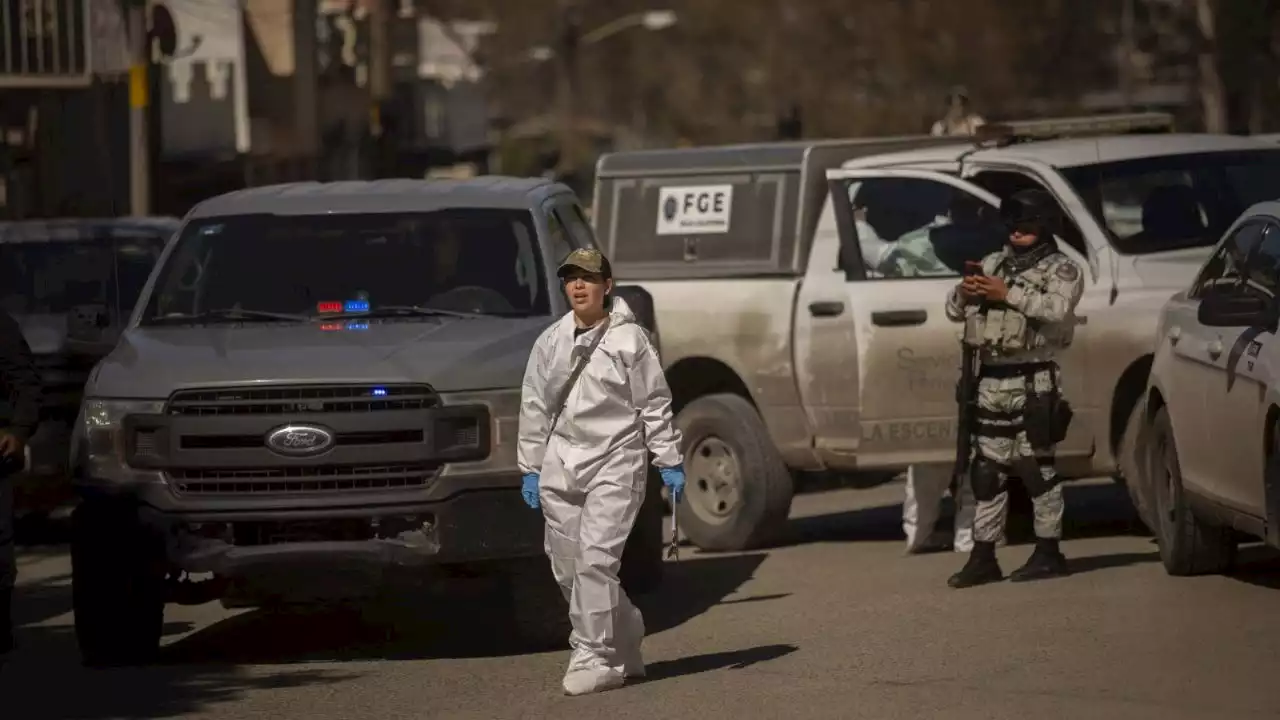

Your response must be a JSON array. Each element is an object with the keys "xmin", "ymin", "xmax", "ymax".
[{"xmin": 136, "ymin": 481, "xmax": 544, "ymax": 576}]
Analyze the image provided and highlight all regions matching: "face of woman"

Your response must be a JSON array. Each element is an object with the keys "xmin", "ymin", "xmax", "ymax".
[{"xmin": 563, "ymin": 270, "xmax": 613, "ymax": 317}]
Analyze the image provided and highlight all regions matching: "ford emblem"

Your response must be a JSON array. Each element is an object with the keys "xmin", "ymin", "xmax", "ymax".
[{"xmin": 265, "ymin": 424, "xmax": 335, "ymax": 456}]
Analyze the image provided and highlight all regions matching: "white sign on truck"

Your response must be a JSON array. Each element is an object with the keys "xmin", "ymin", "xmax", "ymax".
[{"xmin": 655, "ymin": 184, "xmax": 733, "ymax": 235}]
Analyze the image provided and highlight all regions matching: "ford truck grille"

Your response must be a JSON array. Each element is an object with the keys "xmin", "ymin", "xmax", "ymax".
[
  {"xmin": 167, "ymin": 384, "xmax": 439, "ymax": 416},
  {"xmin": 169, "ymin": 462, "xmax": 437, "ymax": 495},
  {"xmin": 123, "ymin": 384, "xmax": 489, "ymax": 497}
]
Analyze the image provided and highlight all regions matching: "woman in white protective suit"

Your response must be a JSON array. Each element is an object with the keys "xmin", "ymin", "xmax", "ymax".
[{"xmin": 517, "ymin": 247, "xmax": 686, "ymax": 696}]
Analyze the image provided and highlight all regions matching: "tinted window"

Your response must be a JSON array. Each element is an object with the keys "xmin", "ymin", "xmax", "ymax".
[
  {"xmin": 115, "ymin": 237, "xmax": 167, "ymax": 313},
  {"xmin": 837, "ymin": 177, "xmax": 1005, "ymax": 280},
  {"xmin": 141, "ymin": 209, "xmax": 548, "ymax": 324},
  {"xmin": 1189, "ymin": 220, "xmax": 1280, "ymax": 298},
  {"xmin": 0, "ymin": 243, "xmax": 115, "ymax": 316},
  {"xmin": 1062, "ymin": 150, "xmax": 1280, "ymax": 255}
]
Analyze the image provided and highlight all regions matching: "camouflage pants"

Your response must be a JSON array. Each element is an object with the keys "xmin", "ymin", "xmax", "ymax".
[{"xmin": 970, "ymin": 367, "xmax": 1064, "ymax": 544}]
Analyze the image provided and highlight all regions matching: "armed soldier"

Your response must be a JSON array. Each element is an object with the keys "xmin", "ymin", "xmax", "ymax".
[{"xmin": 944, "ymin": 189, "xmax": 1084, "ymax": 589}]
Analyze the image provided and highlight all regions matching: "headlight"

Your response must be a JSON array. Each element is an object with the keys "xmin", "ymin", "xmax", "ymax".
[{"xmin": 71, "ymin": 398, "xmax": 167, "ymax": 487}]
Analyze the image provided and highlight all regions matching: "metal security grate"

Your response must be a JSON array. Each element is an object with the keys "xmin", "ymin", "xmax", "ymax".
[{"xmin": 167, "ymin": 384, "xmax": 439, "ymax": 416}]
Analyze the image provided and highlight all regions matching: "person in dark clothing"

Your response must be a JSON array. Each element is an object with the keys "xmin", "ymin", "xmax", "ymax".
[{"xmin": 0, "ymin": 309, "xmax": 41, "ymax": 658}]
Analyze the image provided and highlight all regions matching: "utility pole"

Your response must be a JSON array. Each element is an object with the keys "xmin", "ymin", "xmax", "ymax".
[
  {"xmin": 554, "ymin": 0, "xmax": 581, "ymax": 179},
  {"xmin": 127, "ymin": 0, "xmax": 151, "ymax": 216}
]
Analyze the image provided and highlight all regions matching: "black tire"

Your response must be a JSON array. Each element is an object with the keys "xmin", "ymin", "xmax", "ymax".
[
  {"xmin": 1148, "ymin": 407, "xmax": 1236, "ymax": 576},
  {"xmin": 676, "ymin": 393, "xmax": 794, "ymax": 552},
  {"xmin": 502, "ymin": 557, "xmax": 572, "ymax": 651},
  {"xmin": 71, "ymin": 499, "xmax": 167, "ymax": 667},
  {"xmin": 619, "ymin": 465, "xmax": 665, "ymax": 595},
  {"xmin": 1117, "ymin": 399, "xmax": 1155, "ymax": 531}
]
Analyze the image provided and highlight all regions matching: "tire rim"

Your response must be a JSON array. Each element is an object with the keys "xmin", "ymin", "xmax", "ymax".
[{"xmin": 686, "ymin": 436, "xmax": 742, "ymax": 525}]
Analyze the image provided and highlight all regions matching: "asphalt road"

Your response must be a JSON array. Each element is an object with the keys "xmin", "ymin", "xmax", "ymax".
[{"xmin": 5, "ymin": 478, "xmax": 1280, "ymax": 720}]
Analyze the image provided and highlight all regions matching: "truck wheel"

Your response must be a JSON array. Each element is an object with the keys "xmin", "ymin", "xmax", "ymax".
[
  {"xmin": 502, "ymin": 557, "xmax": 571, "ymax": 651},
  {"xmin": 620, "ymin": 466, "xmax": 665, "ymax": 595},
  {"xmin": 1148, "ymin": 407, "xmax": 1236, "ymax": 576},
  {"xmin": 71, "ymin": 499, "xmax": 167, "ymax": 667},
  {"xmin": 676, "ymin": 393, "xmax": 794, "ymax": 552}
]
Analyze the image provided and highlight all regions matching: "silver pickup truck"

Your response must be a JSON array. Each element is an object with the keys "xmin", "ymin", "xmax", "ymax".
[
  {"xmin": 67, "ymin": 178, "xmax": 665, "ymax": 666},
  {"xmin": 592, "ymin": 113, "xmax": 1280, "ymax": 552}
]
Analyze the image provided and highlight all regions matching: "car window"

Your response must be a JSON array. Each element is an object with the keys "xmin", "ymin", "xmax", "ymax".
[
  {"xmin": 142, "ymin": 208, "xmax": 549, "ymax": 323},
  {"xmin": 837, "ymin": 177, "xmax": 1006, "ymax": 280},
  {"xmin": 114, "ymin": 235, "xmax": 167, "ymax": 315},
  {"xmin": 1243, "ymin": 222, "xmax": 1280, "ymax": 293},
  {"xmin": 0, "ymin": 242, "xmax": 116, "ymax": 316},
  {"xmin": 545, "ymin": 206, "xmax": 573, "ymax": 264},
  {"xmin": 1191, "ymin": 220, "xmax": 1271, "ymax": 298},
  {"xmin": 1062, "ymin": 149, "xmax": 1280, "ymax": 255},
  {"xmin": 562, "ymin": 203, "xmax": 596, "ymax": 249},
  {"xmin": 965, "ymin": 170, "xmax": 1090, "ymax": 259}
]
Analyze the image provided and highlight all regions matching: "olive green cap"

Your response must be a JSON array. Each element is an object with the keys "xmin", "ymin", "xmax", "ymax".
[{"xmin": 556, "ymin": 248, "xmax": 613, "ymax": 279}]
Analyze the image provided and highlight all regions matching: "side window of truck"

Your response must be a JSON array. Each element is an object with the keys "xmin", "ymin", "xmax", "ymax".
[
  {"xmin": 546, "ymin": 208, "xmax": 572, "ymax": 264},
  {"xmin": 546, "ymin": 201, "xmax": 596, "ymax": 265},
  {"xmin": 842, "ymin": 177, "xmax": 1005, "ymax": 280},
  {"xmin": 966, "ymin": 169, "xmax": 1090, "ymax": 259},
  {"xmin": 559, "ymin": 203, "xmax": 597, "ymax": 249}
]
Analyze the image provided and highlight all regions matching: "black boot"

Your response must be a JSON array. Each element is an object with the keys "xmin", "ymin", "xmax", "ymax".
[
  {"xmin": 947, "ymin": 541, "xmax": 1004, "ymax": 589},
  {"xmin": 1009, "ymin": 538, "xmax": 1069, "ymax": 582}
]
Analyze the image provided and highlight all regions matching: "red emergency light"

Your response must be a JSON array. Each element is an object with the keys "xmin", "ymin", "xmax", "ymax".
[{"xmin": 317, "ymin": 301, "xmax": 343, "ymax": 314}]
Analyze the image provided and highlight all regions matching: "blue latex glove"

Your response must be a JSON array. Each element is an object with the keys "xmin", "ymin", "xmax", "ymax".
[
  {"xmin": 660, "ymin": 466, "xmax": 686, "ymax": 503},
  {"xmin": 521, "ymin": 472, "xmax": 540, "ymax": 509}
]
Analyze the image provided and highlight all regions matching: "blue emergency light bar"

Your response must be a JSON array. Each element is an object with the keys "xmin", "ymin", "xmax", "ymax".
[{"xmin": 344, "ymin": 300, "xmax": 370, "ymax": 313}]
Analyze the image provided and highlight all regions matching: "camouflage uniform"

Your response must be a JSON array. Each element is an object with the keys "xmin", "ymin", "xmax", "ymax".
[{"xmin": 943, "ymin": 190, "xmax": 1085, "ymax": 588}]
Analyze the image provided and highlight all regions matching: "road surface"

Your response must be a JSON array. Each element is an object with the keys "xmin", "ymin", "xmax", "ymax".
[{"xmin": 5, "ymin": 478, "xmax": 1280, "ymax": 720}]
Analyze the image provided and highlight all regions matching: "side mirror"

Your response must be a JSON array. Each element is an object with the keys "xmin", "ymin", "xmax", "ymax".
[
  {"xmin": 65, "ymin": 303, "xmax": 118, "ymax": 356},
  {"xmin": 611, "ymin": 285, "xmax": 661, "ymax": 352},
  {"xmin": 1198, "ymin": 288, "xmax": 1277, "ymax": 329}
]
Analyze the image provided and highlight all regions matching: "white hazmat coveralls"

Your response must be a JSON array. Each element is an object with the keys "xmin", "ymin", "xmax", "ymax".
[{"xmin": 517, "ymin": 296, "xmax": 683, "ymax": 694}]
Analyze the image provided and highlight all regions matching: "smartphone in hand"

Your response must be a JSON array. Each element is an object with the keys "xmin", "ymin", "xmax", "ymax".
[{"xmin": 963, "ymin": 260, "xmax": 984, "ymax": 277}]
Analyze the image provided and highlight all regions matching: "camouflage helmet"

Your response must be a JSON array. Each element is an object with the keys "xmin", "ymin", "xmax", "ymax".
[{"xmin": 1000, "ymin": 189, "xmax": 1060, "ymax": 234}]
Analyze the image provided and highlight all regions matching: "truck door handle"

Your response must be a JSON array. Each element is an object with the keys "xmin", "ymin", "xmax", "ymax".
[
  {"xmin": 1207, "ymin": 339, "xmax": 1223, "ymax": 358},
  {"xmin": 871, "ymin": 309, "xmax": 928, "ymax": 327},
  {"xmin": 809, "ymin": 301, "xmax": 845, "ymax": 318}
]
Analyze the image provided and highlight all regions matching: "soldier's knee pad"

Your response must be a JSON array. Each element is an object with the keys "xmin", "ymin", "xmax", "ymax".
[{"xmin": 970, "ymin": 457, "xmax": 1005, "ymax": 502}]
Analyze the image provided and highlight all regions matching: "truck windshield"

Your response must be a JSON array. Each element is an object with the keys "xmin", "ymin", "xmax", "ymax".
[
  {"xmin": 1060, "ymin": 149, "xmax": 1280, "ymax": 255},
  {"xmin": 140, "ymin": 208, "xmax": 550, "ymax": 325},
  {"xmin": 0, "ymin": 239, "xmax": 165, "ymax": 317}
]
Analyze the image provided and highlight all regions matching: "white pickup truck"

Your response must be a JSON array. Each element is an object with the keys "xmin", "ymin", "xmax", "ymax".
[{"xmin": 591, "ymin": 113, "xmax": 1280, "ymax": 551}]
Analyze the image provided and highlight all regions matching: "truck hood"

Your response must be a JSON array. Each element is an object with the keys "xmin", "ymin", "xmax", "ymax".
[
  {"xmin": 90, "ymin": 316, "xmax": 554, "ymax": 398},
  {"xmin": 1130, "ymin": 246, "xmax": 1214, "ymax": 288}
]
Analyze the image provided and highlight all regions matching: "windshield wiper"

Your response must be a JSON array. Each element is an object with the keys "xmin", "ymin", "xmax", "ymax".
[
  {"xmin": 149, "ymin": 308, "xmax": 312, "ymax": 324},
  {"xmin": 337, "ymin": 305, "xmax": 486, "ymax": 319}
]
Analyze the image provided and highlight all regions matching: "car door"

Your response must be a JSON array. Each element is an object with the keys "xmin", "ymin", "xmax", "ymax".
[
  {"xmin": 819, "ymin": 167, "xmax": 1096, "ymax": 469},
  {"xmin": 1167, "ymin": 222, "xmax": 1266, "ymax": 498},
  {"xmin": 794, "ymin": 194, "xmax": 863, "ymax": 467},
  {"xmin": 1200, "ymin": 219, "xmax": 1280, "ymax": 514}
]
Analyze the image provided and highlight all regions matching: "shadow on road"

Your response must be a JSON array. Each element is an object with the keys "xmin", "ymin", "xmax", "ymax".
[
  {"xmin": 156, "ymin": 551, "xmax": 767, "ymax": 666},
  {"xmin": 1, "ymin": 623, "xmax": 358, "ymax": 720},
  {"xmin": 780, "ymin": 479, "xmax": 1148, "ymax": 549},
  {"xmin": 1228, "ymin": 545, "xmax": 1280, "ymax": 590},
  {"xmin": 636, "ymin": 643, "xmax": 798, "ymax": 683}
]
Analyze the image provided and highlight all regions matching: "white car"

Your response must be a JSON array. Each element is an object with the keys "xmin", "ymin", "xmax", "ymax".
[{"xmin": 1137, "ymin": 199, "xmax": 1280, "ymax": 575}]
